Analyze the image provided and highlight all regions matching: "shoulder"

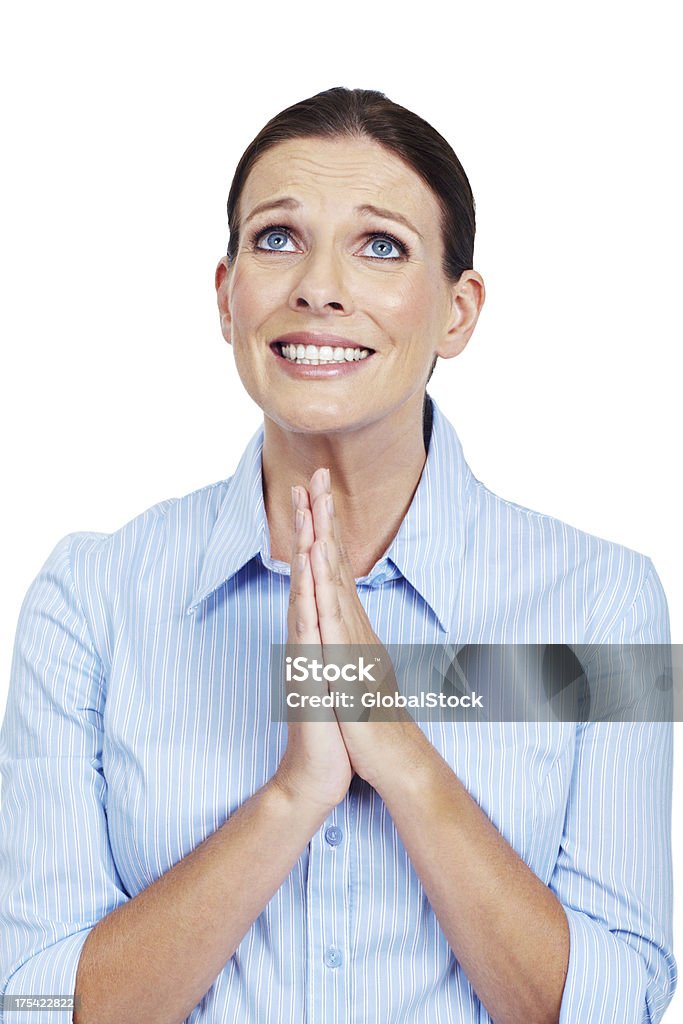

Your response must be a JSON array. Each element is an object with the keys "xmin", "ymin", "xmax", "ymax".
[
  {"xmin": 53, "ymin": 476, "xmax": 229, "ymax": 574},
  {"xmin": 464, "ymin": 478, "xmax": 668, "ymax": 642},
  {"xmin": 29, "ymin": 477, "xmax": 231, "ymax": 656}
]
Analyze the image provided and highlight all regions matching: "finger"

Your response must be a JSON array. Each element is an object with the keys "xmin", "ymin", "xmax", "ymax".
[
  {"xmin": 286, "ymin": 490, "xmax": 331, "ymax": 724},
  {"xmin": 309, "ymin": 469, "xmax": 355, "ymax": 590},
  {"xmin": 294, "ymin": 489, "xmax": 321, "ymax": 634},
  {"xmin": 296, "ymin": 486, "xmax": 342, "ymax": 649},
  {"xmin": 308, "ymin": 466, "xmax": 329, "ymax": 505},
  {"xmin": 287, "ymin": 487, "xmax": 320, "ymax": 648},
  {"xmin": 311, "ymin": 537, "xmax": 349, "ymax": 646},
  {"xmin": 310, "ymin": 491, "xmax": 352, "ymax": 617},
  {"xmin": 310, "ymin": 489, "xmax": 337, "ymax": 564}
]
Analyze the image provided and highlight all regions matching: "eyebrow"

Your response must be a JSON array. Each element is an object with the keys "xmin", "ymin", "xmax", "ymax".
[
  {"xmin": 355, "ymin": 203, "xmax": 423, "ymax": 241},
  {"xmin": 242, "ymin": 196, "xmax": 424, "ymax": 241}
]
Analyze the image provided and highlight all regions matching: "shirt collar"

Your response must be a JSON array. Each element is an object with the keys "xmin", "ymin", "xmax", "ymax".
[{"xmin": 187, "ymin": 394, "xmax": 473, "ymax": 634}]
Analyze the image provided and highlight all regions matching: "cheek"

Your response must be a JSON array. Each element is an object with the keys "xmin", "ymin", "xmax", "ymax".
[
  {"xmin": 229, "ymin": 265, "xmax": 280, "ymax": 330},
  {"xmin": 371, "ymin": 274, "xmax": 439, "ymax": 328}
]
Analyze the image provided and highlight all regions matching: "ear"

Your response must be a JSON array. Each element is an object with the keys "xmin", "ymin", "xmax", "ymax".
[
  {"xmin": 436, "ymin": 269, "xmax": 486, "ymax": 360},
  {"xmin": 215, "ymin": 256, "xmax": 233, "ymax": 345}
]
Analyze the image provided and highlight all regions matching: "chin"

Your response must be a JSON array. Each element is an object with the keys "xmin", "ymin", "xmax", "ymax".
[{"xmin": 267, "ymin": 400, "xmax": 367, "ymax": 436}]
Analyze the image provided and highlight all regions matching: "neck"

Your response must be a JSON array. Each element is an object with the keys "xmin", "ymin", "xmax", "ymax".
[{"xmin": 262, "ymin": 392, "xmax": 432, "ymax": 579}]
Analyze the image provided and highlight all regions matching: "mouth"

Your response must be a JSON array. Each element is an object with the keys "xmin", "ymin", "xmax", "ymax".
[
  {"xmin": 271, "ymin": 339, "xmax": 375, "ymax": 365},
  {"xmin": 268, "ymin": 332, "xmax": 377, "ymax": 374}
]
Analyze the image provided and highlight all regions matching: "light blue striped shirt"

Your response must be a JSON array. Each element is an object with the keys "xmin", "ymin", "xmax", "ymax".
[{"xmin": 0, "ymin": 394, "xmax": 676, "ymax": 1022}]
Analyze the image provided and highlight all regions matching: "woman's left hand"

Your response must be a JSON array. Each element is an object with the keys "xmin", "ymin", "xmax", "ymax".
[{"xmin": 292, "ymin": 468, "xmax": 430, "ymax": 791}]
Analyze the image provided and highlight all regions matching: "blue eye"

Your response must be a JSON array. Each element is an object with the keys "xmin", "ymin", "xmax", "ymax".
[
  {"xmin": 255, "ymin": 228, "xmax": 297, "ymax": 253},
  {"xmin": 360, "ymin": 234, "xmax": 405, "ymax": 259}
]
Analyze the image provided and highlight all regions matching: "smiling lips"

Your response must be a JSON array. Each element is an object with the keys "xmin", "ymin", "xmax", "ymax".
[
  {"xmin": 270, "ymin": 329, "xmax": 376, "ymax": 370},
  {"xmin": 272, "ymin": 331, "xmax": 375, "ymax": 368},
  {"xmin": 274, "ymin": 332, "xmax": 373, "ymax": 350}
]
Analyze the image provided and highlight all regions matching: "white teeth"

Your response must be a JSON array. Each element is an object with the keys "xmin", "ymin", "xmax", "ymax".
[{"xmin": 278, "ymin": 342, "xmax": 373, "ymax": 365}]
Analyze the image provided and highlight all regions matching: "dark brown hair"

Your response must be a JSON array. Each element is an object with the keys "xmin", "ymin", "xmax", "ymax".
[{"xmin": 225, "ymin": 86, "xmax": 476, "ymax": 392}]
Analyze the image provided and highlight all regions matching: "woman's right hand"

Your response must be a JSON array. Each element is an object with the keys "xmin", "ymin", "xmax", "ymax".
[{"xmin": 272, "ymin": 483, "xmax": 353, "ymax": 814}]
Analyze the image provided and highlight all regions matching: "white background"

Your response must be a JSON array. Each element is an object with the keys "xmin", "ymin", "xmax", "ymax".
[{"xmin": 1, "ymin": 0, "xmax": 681, "ymax": 1016}]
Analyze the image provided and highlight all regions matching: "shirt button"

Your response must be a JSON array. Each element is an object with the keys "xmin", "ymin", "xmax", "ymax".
[
  {"xmin": 324, "ymin": 825, "xmax": 343, "ymax": 846},
  {"xmin": 325, "ymin": 946, "xmax": 343, "ymax": 968}
]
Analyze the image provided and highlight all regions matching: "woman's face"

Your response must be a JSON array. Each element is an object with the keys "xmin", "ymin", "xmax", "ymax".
[{"xmin": 216, "ymin": 135, "xmax": 480, "ymax": 435}]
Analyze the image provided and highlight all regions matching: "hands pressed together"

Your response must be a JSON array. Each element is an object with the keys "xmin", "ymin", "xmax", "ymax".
[{"xmin": 273, "ymin": 467, "xmax": 430, "ymax": 813}]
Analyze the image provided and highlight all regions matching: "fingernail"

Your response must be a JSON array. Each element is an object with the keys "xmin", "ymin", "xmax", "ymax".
[
  {"xmin": 321, "ymin": 540, "xmax": 330, "ymax": 561},
  {"xmin": 324, "ymin": 468, "xmax": 331, "ymax": 491},
  {"xmin": 326, "ymin": 494, "xmax": 334, "ymax": 517},
  {"xmin": 296, "ymin": 508, "xmax": 304, "ymax": 532},
  {"xmin": 297, "ymin": 552, "xmax": 307, "ymax": 571},
  {"xmin": 291, "ymin": 486, "xmax": 299, "ymax": 511}
]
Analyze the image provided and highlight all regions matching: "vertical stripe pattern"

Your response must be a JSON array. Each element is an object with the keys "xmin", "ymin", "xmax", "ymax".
[{"xmin": 0, "ymin": 395, "xmax": 676, "ymax": 1022}]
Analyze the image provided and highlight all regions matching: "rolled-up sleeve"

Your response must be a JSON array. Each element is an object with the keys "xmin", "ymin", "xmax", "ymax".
[
  {"xmin": 552, "ymin": 561, "xmax": 677, "ymax": 1023},
  {"xmin": 0, "ymin": 534, "xmax": 129, "ymax": 1023}
]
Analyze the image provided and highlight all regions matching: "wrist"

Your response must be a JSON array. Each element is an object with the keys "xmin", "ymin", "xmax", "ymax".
[
  {"xmin": 371, "ymin": 725, "xmax": 444, "ymax": 802},
  {"xmin": 267, "ymin": 771, "xmax": 336, "ymax": 825}
]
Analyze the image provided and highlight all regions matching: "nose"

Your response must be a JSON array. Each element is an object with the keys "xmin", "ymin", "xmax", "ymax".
[{"xmin": 287, "ymin": 245, "xmax": 352, "ymax": 314}]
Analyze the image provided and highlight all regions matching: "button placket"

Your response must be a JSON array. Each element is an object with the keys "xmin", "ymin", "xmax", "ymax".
[{"xmin": 306, "ymin": 807, "xmax": 351, "ymax": 1020}]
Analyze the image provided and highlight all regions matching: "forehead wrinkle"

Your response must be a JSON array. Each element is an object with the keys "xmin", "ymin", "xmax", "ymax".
[
  {"xmin": 254, "ymin": 164, "xmax": 382, "ymax": 192},
  {"xmin": 247, "ymin": 148, "xmax": 418, "ymax": 194},
  {"xmin": 284, "ymin": 154, "xmax": 370, "ymax": 174},
  {"xmin": 240, "ymin": 144, "xmax": 441, "ymax": 240},
  {"xmin": 244, "ymin": 177, "xmax": 430, "ymax": 219}
]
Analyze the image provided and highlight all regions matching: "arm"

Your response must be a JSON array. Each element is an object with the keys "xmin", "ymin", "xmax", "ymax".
[
  {"xmin": 73, "ymin": 779, "xmax": 327, "ymax": 1024},
  {"xmin": 548, "ymin": 718, "xmax": 676, "ymax": 1024},
  {"xmin": 0, "ymin": 533, "xmax": 331, "ymax": 1024},
  {"xmin": 373, "ymin": 564, "xmax": 677, "ymax": 1024},
  {"xmin": 373, "ymin": 732, "xmax": 569, "ymax": 1024},
  {"xmin": 0, "ymin": 534, "xmax": 130, "ymax": 1024},
  {"xmin": 75, "ymin": 486, "xmax": 351, "ymax": 1023},
  {"xmin": 303, "ymin": 470, "xmax": 677, "ymax": 1022},
  {"xmin": 547, "ymin": 562, "xmax": 677, "ymax": 1023}
]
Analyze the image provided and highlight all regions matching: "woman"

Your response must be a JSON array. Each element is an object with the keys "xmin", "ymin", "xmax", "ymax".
[{"xmin": 0, "ymin": 87, "xmax": 675, "ymax": 1024}]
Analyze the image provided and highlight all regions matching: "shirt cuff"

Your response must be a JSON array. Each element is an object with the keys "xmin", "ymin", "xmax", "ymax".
[
  {"xmin": 560, "ymin": 905, "xmax": 654, "ymax": 1024},
  {"xmin": 1, "ymin": 927, "xmax": 93, "ymax": 1024}
]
